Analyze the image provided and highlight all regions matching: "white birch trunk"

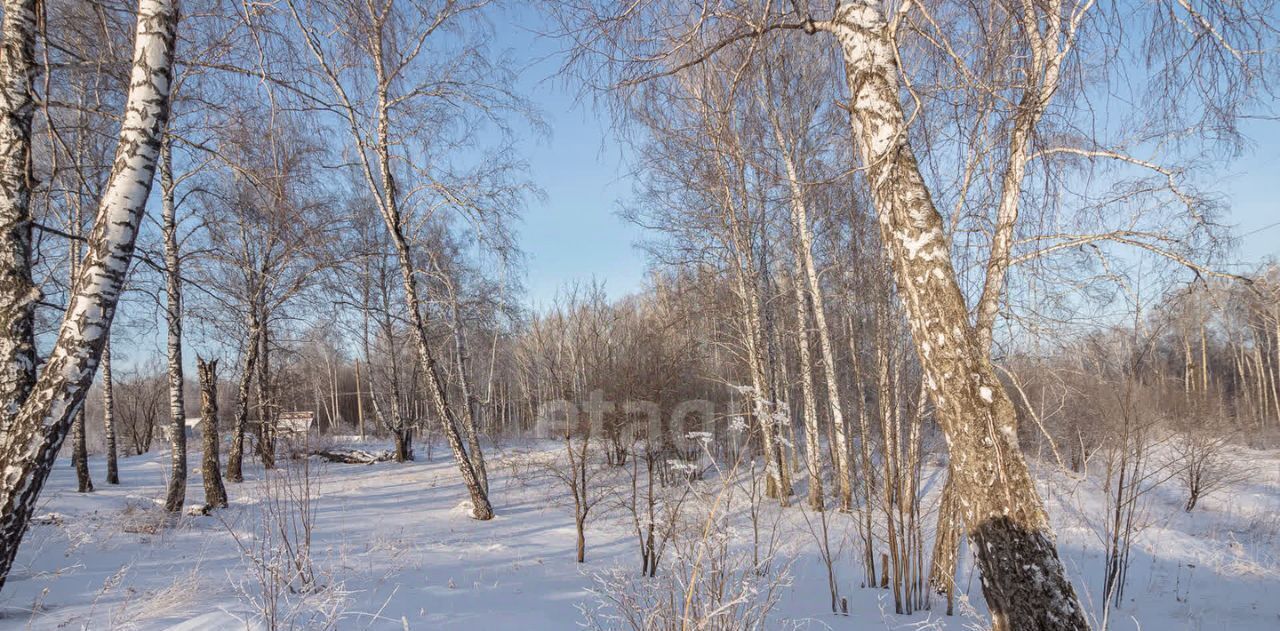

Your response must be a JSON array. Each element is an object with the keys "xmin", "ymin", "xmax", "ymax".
[
  {"xmin": 820, "ymin": 4, "xmax": 1089, "ymax": 628},
  {"xmin": 790, "ymin": 270, "xmax": 824, "ymax": 510},
  {"xmin": 288, "ymin": 2, "xmax": 494, "ymax": 517},
  {"xmin": 102, "ymin": 336, "xmax": 118, "ymax": 485},
  {"xmin": 0, "ymin": 0, "xmax": 176, "ymax": 590},
  {"xmin": 773, "ymin": 124, "xmax": 853, "ymax": 510},
  {"xmin": 160, "ymin": 138, "xmax": 186, "ymax": 513}
]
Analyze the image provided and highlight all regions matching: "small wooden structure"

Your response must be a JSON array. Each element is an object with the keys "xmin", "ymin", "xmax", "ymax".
[{"xmin": 277, "ymin": 411, "xmax": 315, "ymax": 437}]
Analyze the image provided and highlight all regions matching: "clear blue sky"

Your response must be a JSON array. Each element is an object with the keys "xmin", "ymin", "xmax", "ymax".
[{"xmin": 496, "ymin": 8, "xmax": 647, "ymax": 310}]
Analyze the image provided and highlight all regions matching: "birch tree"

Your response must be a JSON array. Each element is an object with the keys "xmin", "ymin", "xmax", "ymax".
[
  {"xmin": 197, "ymin": 356, "xmax": 227, "ymax": 509},
  {"xmin": 0, "ymin": 0, "xmax": 176, "ymax": 591},
  {"xmin": 192, "ymin": 110, "xmax": 333, "ymax": 478},
  {"xmin": 102, "ymin": 336, "xmax": 119, "ymax": 484},
  {"xmin": 621, "ymin": 56, "xmax": 794, "ymax": 503},
  {"xmin": 0, "ymin": 0, "xmax": 38, "ymax": 445},
  {"xmin": 562, "ymin": 1, "xmax": 1090, "ymax": 626},
  {"xmin": 564, "ymin": 0, "xmax": 1278, "ymax": 623},
  {"xmin": 275, "ymin": 0, "xmax": 536, "ymax": 519},
  {"xmin": 814, "ymin": 5, "xmax": 1087, "ymax": 625},
  {"xmin": 159, "ymin": 138, "xmax": 186, "ymax": 512},
  {"xmin": 758, "ymin": 48, "xmax": 853, "ymax": 510}
]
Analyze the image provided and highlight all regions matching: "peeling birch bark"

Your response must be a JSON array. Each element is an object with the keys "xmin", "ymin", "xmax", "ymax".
[
  {"xmin": 818, "ymin": 3, "xmax": 1090, "ymax": 628},
  {"xmin": 932, "ymin": 4, "xmax": 1072, "ymax": 605}
]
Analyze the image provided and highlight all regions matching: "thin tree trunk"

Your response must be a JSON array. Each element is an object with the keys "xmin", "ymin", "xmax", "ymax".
[
  {"xmin": 791, "ymin": 270, "xmax": 824, "ymax": 510},
  {"xmin": 929, "ymin": 467, "xmax": 960, "ymax": 613},
  {"xmin": 330, "ymin": 17, "xmax": 492, "ymax": 517},
  {"xmin": 72, "ymin": 408, "xmax": 92, "ymax": 493},
  {"xmin": 768, "ymin": 114, "xmax": 852, "ymax": 510},
  {"xmin": 226, "ymin": 317, "xmax": 259, "ymax": 483},
  {"xmin": 355, "ymin": 358, "xmax": 365, "ymax": 440},
  {"xmin": 102, "ymin": 336, "xmax": 118, "ymax": 484},
  {"xmin": 397, "ymin": 258, "xmax": 489, "ymax": 516},
  {"xmin": 69, "ymin": 206, "xmax": 91, "ymax": 494},
  {"xmin": 878, "ymin": 341, "xmax": 902, "ymax": 613},
  {"xmin": 160, "ymin": 138, "xmax": 186, "ymax": 514},
  {"xmin": 0, "ymin": 0, "xmax": 39, "ymax": 447},
  {"xmin": 255, "ymin": 320, "xmax": 275, "ymax": 469},
  {"xmin": 1268, "ymin": 319, "xmax": 1279, "ymax": 421},
  {"xmin": 1200, "ymin": 323, "xmax": 1209, "ymax": 392},
  {"xmin": 848, "ymin": 315, "xmax": 878, "ymax": 587},
  {"xmin": 0, "ymin": 0, "xmax": 176, "ymax": 591},
  {"xmin": 819, "ymin": 6, "xmax": 1089, "ymax": 629},
  {"xmin": 451, "ymin": 291, "xmax": 488, "ymax": 494},
  {"xmin": 197, "ymin": 358, "xmax": 227, "ymax": 509},
  {"xmin": 729, "ymin": 229, "xmax": 789, "ymax": 502}
]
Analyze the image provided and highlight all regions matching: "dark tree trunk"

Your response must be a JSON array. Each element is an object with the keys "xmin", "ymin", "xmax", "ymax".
[
  {"xmin": 225, "ymin": 319, "xmax": 259, "ymax": 483},
  {"xmin": 576, "ymin": 516, "xmax": 586, "ymax": 563},
  {"xmin": 197, "ymin": 358, "xmax": 227, "ymax": 509},
  {"xmin": 393, "ymin": 428, "xmax": 414, "ymax": 462},
  {"xmin": 72, "ymin": 408, "xmax": 92, "ymax": 493},
  {"xmin": 102, "ymin": 337, "xmax": 119, "ymax": 484},
  {"xmin": 0, "ymin": 0, "xmax": 39, "ymax": 448},
  {"xmin": 255, "ymin": 322, "xmax": 275, "ymax": 469}
]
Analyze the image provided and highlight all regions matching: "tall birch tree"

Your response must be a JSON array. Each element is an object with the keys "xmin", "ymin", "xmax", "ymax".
[
  {"xmin": 0, "ymin": 0, "xmax": 39, "ymax": 446},
  {"xmin": 0, "ymin": 0, "xmax": 176, "ymax": 591},
  {"xmin": 275, "ymin": 0, "xmax": 535, "ymax": 519}
]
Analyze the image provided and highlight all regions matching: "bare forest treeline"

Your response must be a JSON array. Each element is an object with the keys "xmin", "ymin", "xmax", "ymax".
[{"xmin": 0, "ymin": 0, "xmax": 1276, "ymax": 628}]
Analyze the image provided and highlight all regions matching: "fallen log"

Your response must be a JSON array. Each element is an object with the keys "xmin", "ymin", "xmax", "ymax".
[{"xmin": 307, "ymin": 448, "xmax": 395, "ymax": 464}]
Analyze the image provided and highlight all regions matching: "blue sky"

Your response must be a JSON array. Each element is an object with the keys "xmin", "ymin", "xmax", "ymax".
[
  {"xmin": 495, "ymin": 10, "xmax": 646, "ymax": 310},
  {"xmin": 500, "ymin": 10, "xmax": 1278, "ymax": 310},
  {"xmin": 1217, "ymin": 119, "xmax": 1280, "ymax": 269}
]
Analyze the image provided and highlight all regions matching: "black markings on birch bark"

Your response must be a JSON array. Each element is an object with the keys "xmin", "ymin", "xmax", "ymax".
[
  {"xmin": 0, "ymin": 0, "xmax": 39, "ymax": 445},
  {"xmin": 102, "ymin": 336, "xmax": 119, "ymax": 485},
  {"xmin": 822, "ymin": 3, "xmax": 1090, "ymax": 629},
  {"xmin": 160, "ymin": 137, "xmax": 186, "ymax": 514},
  {"xmin": 0, "ymin": 0, "xmax": 177, "ymax": 591}
]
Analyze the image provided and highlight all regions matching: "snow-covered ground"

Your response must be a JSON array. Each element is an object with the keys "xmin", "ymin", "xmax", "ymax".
[{"xmin": 2, "ymin": 439, "xmax": 1279, "ymax": 629}]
